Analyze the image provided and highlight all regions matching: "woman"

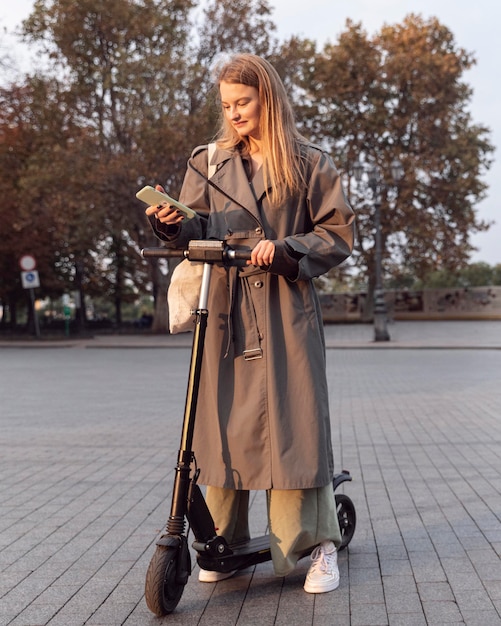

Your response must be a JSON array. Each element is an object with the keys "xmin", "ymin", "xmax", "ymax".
[{"xmin": 146, "ymin": 53, "xmax": 355, "ymax": 593}]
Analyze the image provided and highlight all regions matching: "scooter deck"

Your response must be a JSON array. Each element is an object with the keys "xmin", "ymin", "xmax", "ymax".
[
  {"xmin": 195, "ymin": 535, "xmax": 314, "ymax": 573},
  {"xmin": 196, "ymin": 535, "xmax": 272, "ymax": 573}
]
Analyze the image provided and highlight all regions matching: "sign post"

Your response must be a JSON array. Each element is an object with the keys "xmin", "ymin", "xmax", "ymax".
[
  {"xmin": 19, "ymin": 255, "xmax": 41, "ymax": 339},
  {"xmin": 62, "ymin": 294, "xmax": 71, "ymax": 337}
]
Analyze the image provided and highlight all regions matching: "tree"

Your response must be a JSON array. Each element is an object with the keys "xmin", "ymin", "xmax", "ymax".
[
  {"xmin": 19, "ymin": 0, "xmax": 198, "ymax": 329},
  {"xmin": 418, "ymin": 262, "xmax": 498, "ymax": 289},
  {"xmin": 294, "ymin": 15, "xmax": 494, "ymax": 305},
  {"xmin": 492, "ymin": 265, "xmax": 501, "ymax": 287},
  {"xmin": 1, "ymin": 8, "xmax": 494, "ymax": 333},
  {"xmin": 0, "ymin": 83, "xmax": 39, "ymax": 328},
  {"xmin": 0, "ymin": 78, "xmax": 91, "ymax": 328},
  {"xmin": 17, "ymin": 0, "xmax": 280, "ymax": 333}
]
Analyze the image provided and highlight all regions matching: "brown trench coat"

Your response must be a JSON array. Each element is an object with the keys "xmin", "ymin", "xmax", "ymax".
[{"xmin": 151, "ymin": 143, "xmax": 355, "ymax": 490}]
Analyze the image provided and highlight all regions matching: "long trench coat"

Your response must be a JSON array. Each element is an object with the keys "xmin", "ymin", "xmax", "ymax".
[{"xmin": 151, "ymin": 142, "xmax": 355, "ymax": 490}]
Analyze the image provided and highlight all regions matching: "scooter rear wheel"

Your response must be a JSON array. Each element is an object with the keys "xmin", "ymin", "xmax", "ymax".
[
  {"xmin": 144, "ymin": 545, "xmax": 185, "ymax": 616},
  {"xmin": 335, "ymin": 493, "xmax": 356, "ymax": 550}
]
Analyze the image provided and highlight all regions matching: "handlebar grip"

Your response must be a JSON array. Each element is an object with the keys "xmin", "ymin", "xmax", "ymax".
[
  {"xmin": 228, "ymin": 250, "xmax": 252, "ymax": 261},
  {"xmin": 141, "ymin": 248, "xmax": 186, "ymax": 259}
]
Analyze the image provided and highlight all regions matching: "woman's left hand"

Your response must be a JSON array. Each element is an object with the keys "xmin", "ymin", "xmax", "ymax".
[{"xmin": 248, "ymin": 240, "xmax": 276, "ymax": 267}]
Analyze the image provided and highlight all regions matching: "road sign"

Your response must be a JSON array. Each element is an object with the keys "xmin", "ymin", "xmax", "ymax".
[
  {"xmin": 19, "ymin": 255, "xmax": 37, "ymax": 271},
  {"xmin": 21, "ymin": 270, "xmax": 40, "ymax": 289}
]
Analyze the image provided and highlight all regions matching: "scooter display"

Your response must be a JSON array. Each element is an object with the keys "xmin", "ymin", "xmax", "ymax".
[{"xmin": 141, "ymin": 240, "xmax": 356, "ymax": 617}]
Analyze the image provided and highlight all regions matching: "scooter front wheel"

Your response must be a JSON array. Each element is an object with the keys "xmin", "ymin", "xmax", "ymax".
[
  {"xmin": 335, "ymin": 493, "xmax": 356, "ymax": 550},
  {"xmin": 145, "ymin": 545, "xmax": 185, "ymax": 616}
]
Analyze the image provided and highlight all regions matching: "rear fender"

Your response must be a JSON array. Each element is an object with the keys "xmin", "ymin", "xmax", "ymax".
[{"xmin": 333, "ymin": 470, "xmax": 352, "ymax": 491}]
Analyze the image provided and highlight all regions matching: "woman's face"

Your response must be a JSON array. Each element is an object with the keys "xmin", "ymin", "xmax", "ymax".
[{"xmin": 220, "ymin": 81, "xmax": 261, "ymax": 140}]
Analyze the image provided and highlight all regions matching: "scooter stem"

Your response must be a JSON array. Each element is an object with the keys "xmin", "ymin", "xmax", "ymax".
[{"xmin": 166, "ymin": 263, "xmax": 212, "ymax": 536}]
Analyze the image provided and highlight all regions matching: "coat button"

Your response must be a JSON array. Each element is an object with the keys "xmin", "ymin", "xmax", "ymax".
[
  {"xmin": 255, "ymin": 227, "xmax": 263, "ymax": 235},
  {"xmin": 254, "ymin": 280, "xmax": 263, "ymax": 288}
]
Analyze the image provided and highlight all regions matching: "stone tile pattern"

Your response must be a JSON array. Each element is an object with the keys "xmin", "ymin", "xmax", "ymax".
[{"xmin": 1, "ymin": 322, "xmax": 500, "ymax": 625}]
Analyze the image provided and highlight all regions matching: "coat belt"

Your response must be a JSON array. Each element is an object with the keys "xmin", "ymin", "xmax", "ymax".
[{"xmin": 224, "ymin": 266, "xmax": 264, "ymax": 360}]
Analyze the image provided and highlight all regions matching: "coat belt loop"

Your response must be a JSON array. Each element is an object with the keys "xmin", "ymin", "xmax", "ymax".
[{"xmin": 243, "ymin": 348, "xmax": 263, "ymax": 361}]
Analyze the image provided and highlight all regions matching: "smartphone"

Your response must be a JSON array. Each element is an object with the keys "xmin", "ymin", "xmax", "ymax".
[{"xmin": 135, "ymin": 185, "xmax": 197, "ymax": 220}]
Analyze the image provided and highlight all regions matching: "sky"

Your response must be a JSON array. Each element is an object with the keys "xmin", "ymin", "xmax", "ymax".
[{"xmin": 1, "ymin": 0, "xmax": 499, "ymax": 266}]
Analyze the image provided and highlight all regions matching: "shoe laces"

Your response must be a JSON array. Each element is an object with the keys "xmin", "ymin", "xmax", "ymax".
[{"xmin": 310, "ymin": 542, "xmax": 337, "ymax": 575}]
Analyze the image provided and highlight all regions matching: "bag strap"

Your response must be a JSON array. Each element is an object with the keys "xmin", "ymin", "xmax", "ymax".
[{"xmin": 208, "ymin": 142, "xmax": 217, "ymax": 179}]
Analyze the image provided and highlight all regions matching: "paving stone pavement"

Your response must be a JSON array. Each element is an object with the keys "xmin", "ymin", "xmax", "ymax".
[{"xmin": 1, "ymin": 321, "xmax": 501, "ymax": 626}]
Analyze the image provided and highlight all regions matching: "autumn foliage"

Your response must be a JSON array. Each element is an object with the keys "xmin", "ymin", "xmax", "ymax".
[{"xmin": 0, "ymin": 1, "xmax": 493, "ymax": 332}]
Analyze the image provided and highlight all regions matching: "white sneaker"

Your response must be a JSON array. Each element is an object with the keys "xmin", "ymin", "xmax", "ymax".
[
  {"xmin": 303, "ymin": 540, "xmax": 339, "ymax": 593},
  {"xmin": 198, "ymin": 568, "xmax": 237, "ymax": 583}
]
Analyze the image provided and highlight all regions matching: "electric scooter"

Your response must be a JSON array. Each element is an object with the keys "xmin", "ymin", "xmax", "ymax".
[{"xmin": 141, "ymin": 240, "xmax": 356, "ymax": 617}]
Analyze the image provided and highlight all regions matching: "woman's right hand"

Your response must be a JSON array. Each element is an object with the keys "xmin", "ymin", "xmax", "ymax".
[{"xmin": 145, "ymin": 184, "xmax": 185, "ymax": 225}]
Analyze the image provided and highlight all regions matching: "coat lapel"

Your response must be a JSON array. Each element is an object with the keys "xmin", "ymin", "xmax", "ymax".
[
  {"xmin": 250, "ymin": 167, "xmax": 267, "ymax": 203},
  {"xmin": 210, "ymin": 148, "xmax": 269, "ymax": 223}
]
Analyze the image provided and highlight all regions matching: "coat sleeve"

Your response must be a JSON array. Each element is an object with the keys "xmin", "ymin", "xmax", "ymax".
[
  {"xmin": 278, "ymin": 150, "xmax": 355, "ymax": 280},
  {"xmin": 147, "ymin": 147, "xmax": 210, "ymax": 248}
]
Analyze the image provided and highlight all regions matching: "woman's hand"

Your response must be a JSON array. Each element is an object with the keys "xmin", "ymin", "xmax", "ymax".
[
  {"xmin": 144, "ymin": 184, "xmax": 185, "ymax": 225},
  {"xmin": 248, "ymin": 240, "xmax": 276, "ymax": 267}
]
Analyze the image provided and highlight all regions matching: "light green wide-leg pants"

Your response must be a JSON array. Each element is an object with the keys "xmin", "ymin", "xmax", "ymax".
[{"xmin": 206, "ymin": 484, "xmax": 342, "ymax": 577}]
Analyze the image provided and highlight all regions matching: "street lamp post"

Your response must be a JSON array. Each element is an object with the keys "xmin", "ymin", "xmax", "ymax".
[{"xmin": 353, "ymin": 158, "xmax": 404, "ymax": 342}]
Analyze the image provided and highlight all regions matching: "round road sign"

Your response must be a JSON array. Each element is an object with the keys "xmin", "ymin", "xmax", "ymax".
[{"xmin": 19, "ymin": 255, "xmax": 37, "ymax": 271}]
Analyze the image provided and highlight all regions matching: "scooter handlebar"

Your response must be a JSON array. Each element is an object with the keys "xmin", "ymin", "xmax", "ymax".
[{"xmin": 141, "ymin": 240, "xmax": 251, "ymax": 264}]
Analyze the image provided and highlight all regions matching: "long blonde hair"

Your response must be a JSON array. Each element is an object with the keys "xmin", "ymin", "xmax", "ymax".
[{"xmin": 213, "ymin": 53, "xmax": 308, "ymax": 206}]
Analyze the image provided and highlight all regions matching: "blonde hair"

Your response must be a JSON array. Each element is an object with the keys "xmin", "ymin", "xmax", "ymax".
[{"xmin": 213, "ymin": 53, "xmax": 308, "ymax": 206}]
